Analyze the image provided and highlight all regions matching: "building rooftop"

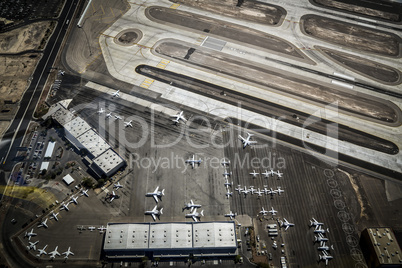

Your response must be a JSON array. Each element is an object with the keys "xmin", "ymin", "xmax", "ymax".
[
  {"xmin": 366, "ymin": 227, "xmax": 402, "ymax": 265},
  {"xmin": 52, "ymin": 107, "xmax": 75, "ymax": 126},
  {"xmin": 63, "ymin": 117, "xmax": 91, "ymax": 138},
  {"xmin": 104, "ymin": 222, "xmax": 237, "ymax": 251},
  {"xmin": 93, "ymin": 149, "xmax": 124, "ymax": 174},
  {"xmin": 44, "ymin": 141, "xmax": 56, "ymax": 158},
  {"xmin": 76, "ymin": 129, "xmax": 110, "ymax": 158}
]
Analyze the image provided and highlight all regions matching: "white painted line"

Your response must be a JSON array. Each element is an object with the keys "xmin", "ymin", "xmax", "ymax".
[
  {"xmin": 331, "ymin": 80, "xmax": 354, "ymax": 89},
  {"xmin": 357, "ymin": 22, "xmax": 377, "ymax": 28},
  {"xmin": 333, "ymin": 72, "xmax": 355, "ymax": 81}
]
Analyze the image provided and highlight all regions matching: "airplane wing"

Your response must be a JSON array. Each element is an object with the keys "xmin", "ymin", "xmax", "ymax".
[
  {"xmin": 153, "ymin": 195, "xmax": 158, "ymax": 203},
  {"xmin": 151, "ymin": 213, "xmax": 156, "ymax": 221},
  {"xmin": 192, "ymin": 215, "xmax": 198, "ymax": 222},
  {"xmin": 154, "ymin": 186, "xmax": 159, "ymax": 193}
]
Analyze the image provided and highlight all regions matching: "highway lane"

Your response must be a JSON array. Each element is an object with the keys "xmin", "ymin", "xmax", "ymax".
[{"xmin": 0, "ymin": 0, "xmax": 80, "ymax": 173}]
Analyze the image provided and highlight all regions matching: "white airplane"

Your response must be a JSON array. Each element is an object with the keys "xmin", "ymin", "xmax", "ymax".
[
  {"xmin": 106, "ymin": 112, "xmax": 112, "ymax": 118},
  {"xmin": 223, "ymin": 169, "xmax": 232, "ymax": 177},
  {"xmin": 225, "ymin": 211, "xmax": 237, "ymax": 220},
  {"xmin": 317, "ymin": 242, "xmax": 334, "ymax": 251},
  {"xmin": 280, "ymin": 218, "xmax": 295, "ymax": 231},
  {"xmin": 241, "ymin": 186, "xmax": 251, "ymax": 196},
  {"xmin": 171, "ymin": 111, "xmax": 187, "ymax": 124},
  {"xmin": 276, "ymin": 186, "xmax": 285, "ymax": 195},
  {"xmin": 239, "ymin": 132, "xmax": 257, "ymax": 148},
  {"xmin": 185, "ymin": 208, "xmax": 204, "ymax": 222},
  {"xmin": 50, "ymin": 211, "xmax": 59, "ymax": 221},
  {"xmin": 97, "ymin": 108, "xmax": 104, "ymax": 114},
  {"xmin": 267, "ymin": 188, "xmax": 278, "ymax": 197},
  {"xmin": 249, "ymin": 186, "xmax": 256, "ymax": 195},
  {"xmin": 310, "ymin": 218, "xmax": 324, "ymax": 228},
  {"xmin": 111, "ymin": 90, "xmax": 120, "ymax": 97},
  {"xmin": 25, "ymin": 228, "xmax": 37, "ymax": 240},
  {"xmin": 183, "ymin": 200, "xmax": 201, "ymax": 212},
  {"xmin": 27, "ymin": 240, "xmax": 39, "ymax": 251},
  {"xmin": 59, "ymin": 70, "xmax": 65, "ymax": 76},
  {"xmin": 98, "ymin": 226, "xmax": 107, "ymax": 233},
  {"xmin": 225, "ymin": 189, "xmax": 233, "ymax": 199},
  {"xmin": 269, "ymin": 207, "xmax": 278, "ymax": 216},
  {"xmin": 273, "ymin": 170, "xmax": 283, "ymax": 178},
  {"xmin": 69, "ymin": 195, "xmax": 79, "ymax": 205},
  {"xmin": 80, "ymin": 189, "xmax": 89, "ymax": 197},
  {"xmin": 319, "ymin": 251, "xmax": 333, "ymax": 266},
  {"xmin": 261, "ymin": 170, "xmax": 272, "ymax": 178},
  {"xmin": 49, "ymin": 246, "xmax": 61, "ymax": 260},
  {"xmin": 113, "ymin": 182, "xmax": 123, "ymax": 189},
  {"xmin": 146, "ymin": 186, "xmax": 165, "ymax": 203},
  {"xmin": 62, "ymin": 247, "xmax": 74, "ymax": 259},
  {"xmin": 60, "ymin": 202, "xmax": 70, "ymax": 211},
  {"xmin": 221, "ymin": 160, "xmax": 230, "ymax": 166},
  {"xmin": 259, "ymin": 207, "xmax": 268, "ymax": 216},
  {"xmin": 185, "ymin": 155, "xmax": 202, "ymax": 168},
  {"xmin": 37, "ymin": 245, "xmax": 48, "ymax": 257},
  {"xmin": 114, "ymin": 114, "xmax": 122, "ymax": 120},
  {"xmin": 108, "ymin": 191, "xmax": 118, "ymax": 202},
  {"xmin": 88, "ymin": 226, "xmax": 96, "ymax": 231},
  {"xmin": 224, "ymin": 179, "xmax": 233, "ymax": 188},
  {"xmin": 314, "ymin": 225, "xmax": 329, "ymax": 234},
  {"xmin": 262, "ymin": 185, "xmax": 270, "ymax": 195},
  {"xmin": 38, "ymin": 218, "xmax": 48, "ymax": 228},
  {"xmin": 314, "ymin": 233, "xmax": 329, "ymax": 243},
  {"xmin": 255, "ymin": 188, "xmax": 264, "ymax": 197},
  {"xmin": 249, "ymin": 170, "xmax": 259, "ymax": 178},
  {"xmin": 235, "ymin": 185, "xmax": 243, "ymax": 194},
  {"xmin": 124, "ymin": 120, "xmax": 133, "ymax": 128},
  {"xmin": 145, "ymin": 205, "xmax": 163, "ymax": 221}
]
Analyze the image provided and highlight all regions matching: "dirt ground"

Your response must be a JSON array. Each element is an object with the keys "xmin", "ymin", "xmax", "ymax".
[
  {"xmin": 311, "ymin": 0, "xmax": 401, "ymax": 23},
  {"xmin": 0, "ymin": 21, "xmax": 53, "ymax": 53},
  {"xmin": 301, "ymin": 14, "xmax": 401, "ymax": 57},
  {"xmin": 170, "ymin": 0, "xmax": 286, "ymax": 26}
]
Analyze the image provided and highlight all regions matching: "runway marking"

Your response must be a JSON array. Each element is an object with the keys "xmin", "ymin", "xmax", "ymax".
[
  {"xmin": 156, "ymin": 59, "xmax": 170, "ymax": 69},
  {"xmin": 196, "ymin": 35, "xmax": 207, "ymax": 45},
  {"xmin": 140, "ymin": 78, "xmax": 155, "ymax": 89},
  {"xmin": 170, "ymin": 3, "xmax": 180, "ymax": 9}
]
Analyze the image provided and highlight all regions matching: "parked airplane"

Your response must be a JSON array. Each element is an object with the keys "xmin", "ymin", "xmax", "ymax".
[
  {"xmin": 146, "ymin": 186, "xmax": 165, "ymax": 203},
  {"xmin": 223, "ymin": 170, "xmax": 232, "ymax": 177},
  {"xmin": 310, "ymin": 218, "xmax": 324, "ymax": 228},
  {"xmin": 80, "ymin": 189, "xmax": 89, "ymax": 197},
  {"xmin": 249, "ymin": 186, "xmax": 256, "ymax": 195},
  {"xmin": 25, "ymin": 229, "xmax": 37, "ymax": 240},
  {"xmin": 269, "ymin": 207, "xmax": 278, "ymax": 216},
  {"xmin": 225, "ymin": 211, "xmax": 237, "ymax": 220},
  {"xmin": 225, "ymin": 189, "xmax": 233, "ymax": 199},
  {"xmin": 235, "ymin": 185, "xmax": 243, "ymax": 194},
  {"xmin": 98, "ymin": 226, "xmax": 107, "ymax": 233},
  {"xmin": 241, "ymin": 186, "xmax": 251, "ymax": 196},
  {"xmin": 50, "ymin": 211, "xmax": 59, "ymax": 221},
  {"xmin": 276, "ymin": 187, "xmax": 285, "ymax": 195},
  {"xmin": 267, "ymin": 188, "xmax": 278, "ymax": 197},
  {"xmin": 171, "ymin": 111, "xmax": 187, "ymax": 124},
  {"xmin": 97, "ymin": 108, "xmax": 104, "ymax": 114},
  {"xmin": 314, "ymin": 225, "xmax": 329, "ymax": 234},
  {"xmin": 62, "ymin": 247, "xmax": 74, "ymax": 259},
  {"xmin": 59, "ymin": 70, "xmax": 65, "ymax": 76},
  {"xmin": 261, "ymin": 170, "xmax": 272, "ymax": 178},
  {"xmin": 249, "ymin": 170, "xmax": 259, "ymax": 178},
  {"xmin": 314, "ymin": 233, "xmax": 329, "ymax": 243},
  {"xmin": 49, "ymin": 246, "xmax": 61, "ymax": 260},
  {"xmin": 124, "ymin": 120, "xmax": 133, "ymax": 128},
  {"xmin": 60, "ymin": 202, "xmax": 70, "ymax": 211},
  {"xmin": 69, "ymin": 195, "xmax": 79, "ymax": 205},
  {"xmin": 319, "ymin": 251, "xmax": 333, "ymax": 266},
  {"xmin": 259, "ymin": 207, "xmax": 268, "ymax": 216},
  {"xmin": 106, "ymin": 112, "xmax": 112, "ymax": 118},
  {"xmin": 38, "ymin": 218, "xmax": 48, "ymax": 228},
  {"xmin": 255, "ymin": 188, "xmax": 264, "ymax": 197},
  {"xmin": 317, "ymin": 242, "xmax": 334, "ymax": 251},
  {"xmin": 221, "ymin": 160, "xmax": 230, "ymax": 166},
  {"xmin": 37, "ymin": 245, "xmax": 48, "ymax": 257},
  {"xmin": 113, "ymin": 182, "xmax": 123, "ymax": 189},
  {"xmin": 108, "ymin": 191, "xmax": 119, "ymax": 202},
  {"xmin": 145, "ymin": 206, "xmax": 163, "ymax": 221},
  {"xmin": 280, "ymin": 218, "xmax": 295, "ymax": 231},
  {"xmin": 88, "ymin": 226, "xmax": 96, "ymax": 231},
  {"xmin": 111, "ymin": 90, "xmax": 120, "ymax": 97},
  {"xmin": 27, "ymin": 241, "xmax": 39, "ymax": 251},
  {"xmin": 273, "ymin": 170, "xmax": 283, "ymax": 178},
  {"xmin": 185, "ymin": 155, "xmax": 202, "ymax": 168},
  {"xmin": 114, "ymin": 114, "xmax": 122, "ymax": 120},
  {"xmin": 183, "ymin": 200, "xmax": 202, "ymax": 212},
  {"xmin": 262, "ymin": 185, "xmax": 270, "ymax": 195},
  {"xmin": 185, "ymin": 208, "xmax": 204, "ymax": 222},
  {"xmin": 224, "ymin": 179, "xmax": 233, "ymax": 188},
  {"xmin": 239, "ymin": 132, "xmax": 257, "ymax": 148}
]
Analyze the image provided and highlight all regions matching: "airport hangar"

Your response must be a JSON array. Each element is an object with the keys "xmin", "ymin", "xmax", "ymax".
[{"xmin": 103, "ymin": 222, "xmax": 238, "ymax": 260}]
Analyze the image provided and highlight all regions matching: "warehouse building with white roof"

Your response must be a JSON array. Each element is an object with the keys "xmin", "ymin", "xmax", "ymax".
[{"xmin": 103, "ymin": 222, "xmax": 237, "ymax": 260}]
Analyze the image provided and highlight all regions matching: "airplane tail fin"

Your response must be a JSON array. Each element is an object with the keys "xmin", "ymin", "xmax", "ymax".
[
  {"xmin": 160, "ymin": 208, "xmax": 163, "ymax": 215},
  {"xmin": 309, "ymin": 220, "xmax": 313, "ymax": 227},
  {"xmin": 200, "ymin": 210, "xmax": 204, "ymax": 217},
  {"xmin": 161, "ymin": 189, "xmax": 165, "ymax": 196}
]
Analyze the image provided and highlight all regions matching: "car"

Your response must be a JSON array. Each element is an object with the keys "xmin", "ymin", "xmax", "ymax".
[
  {"xmin": 257, "ymin": 235, "xmax": 260, "ymax": 242},
  {"xmin": 268, "ymin": 253, "xmax": 272, "ymax": 260}
]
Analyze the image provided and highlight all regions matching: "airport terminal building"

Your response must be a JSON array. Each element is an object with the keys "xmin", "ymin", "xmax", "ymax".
[{"xmin": 103, "ymin": 222, "xmax": 238, "ymax": 260}]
